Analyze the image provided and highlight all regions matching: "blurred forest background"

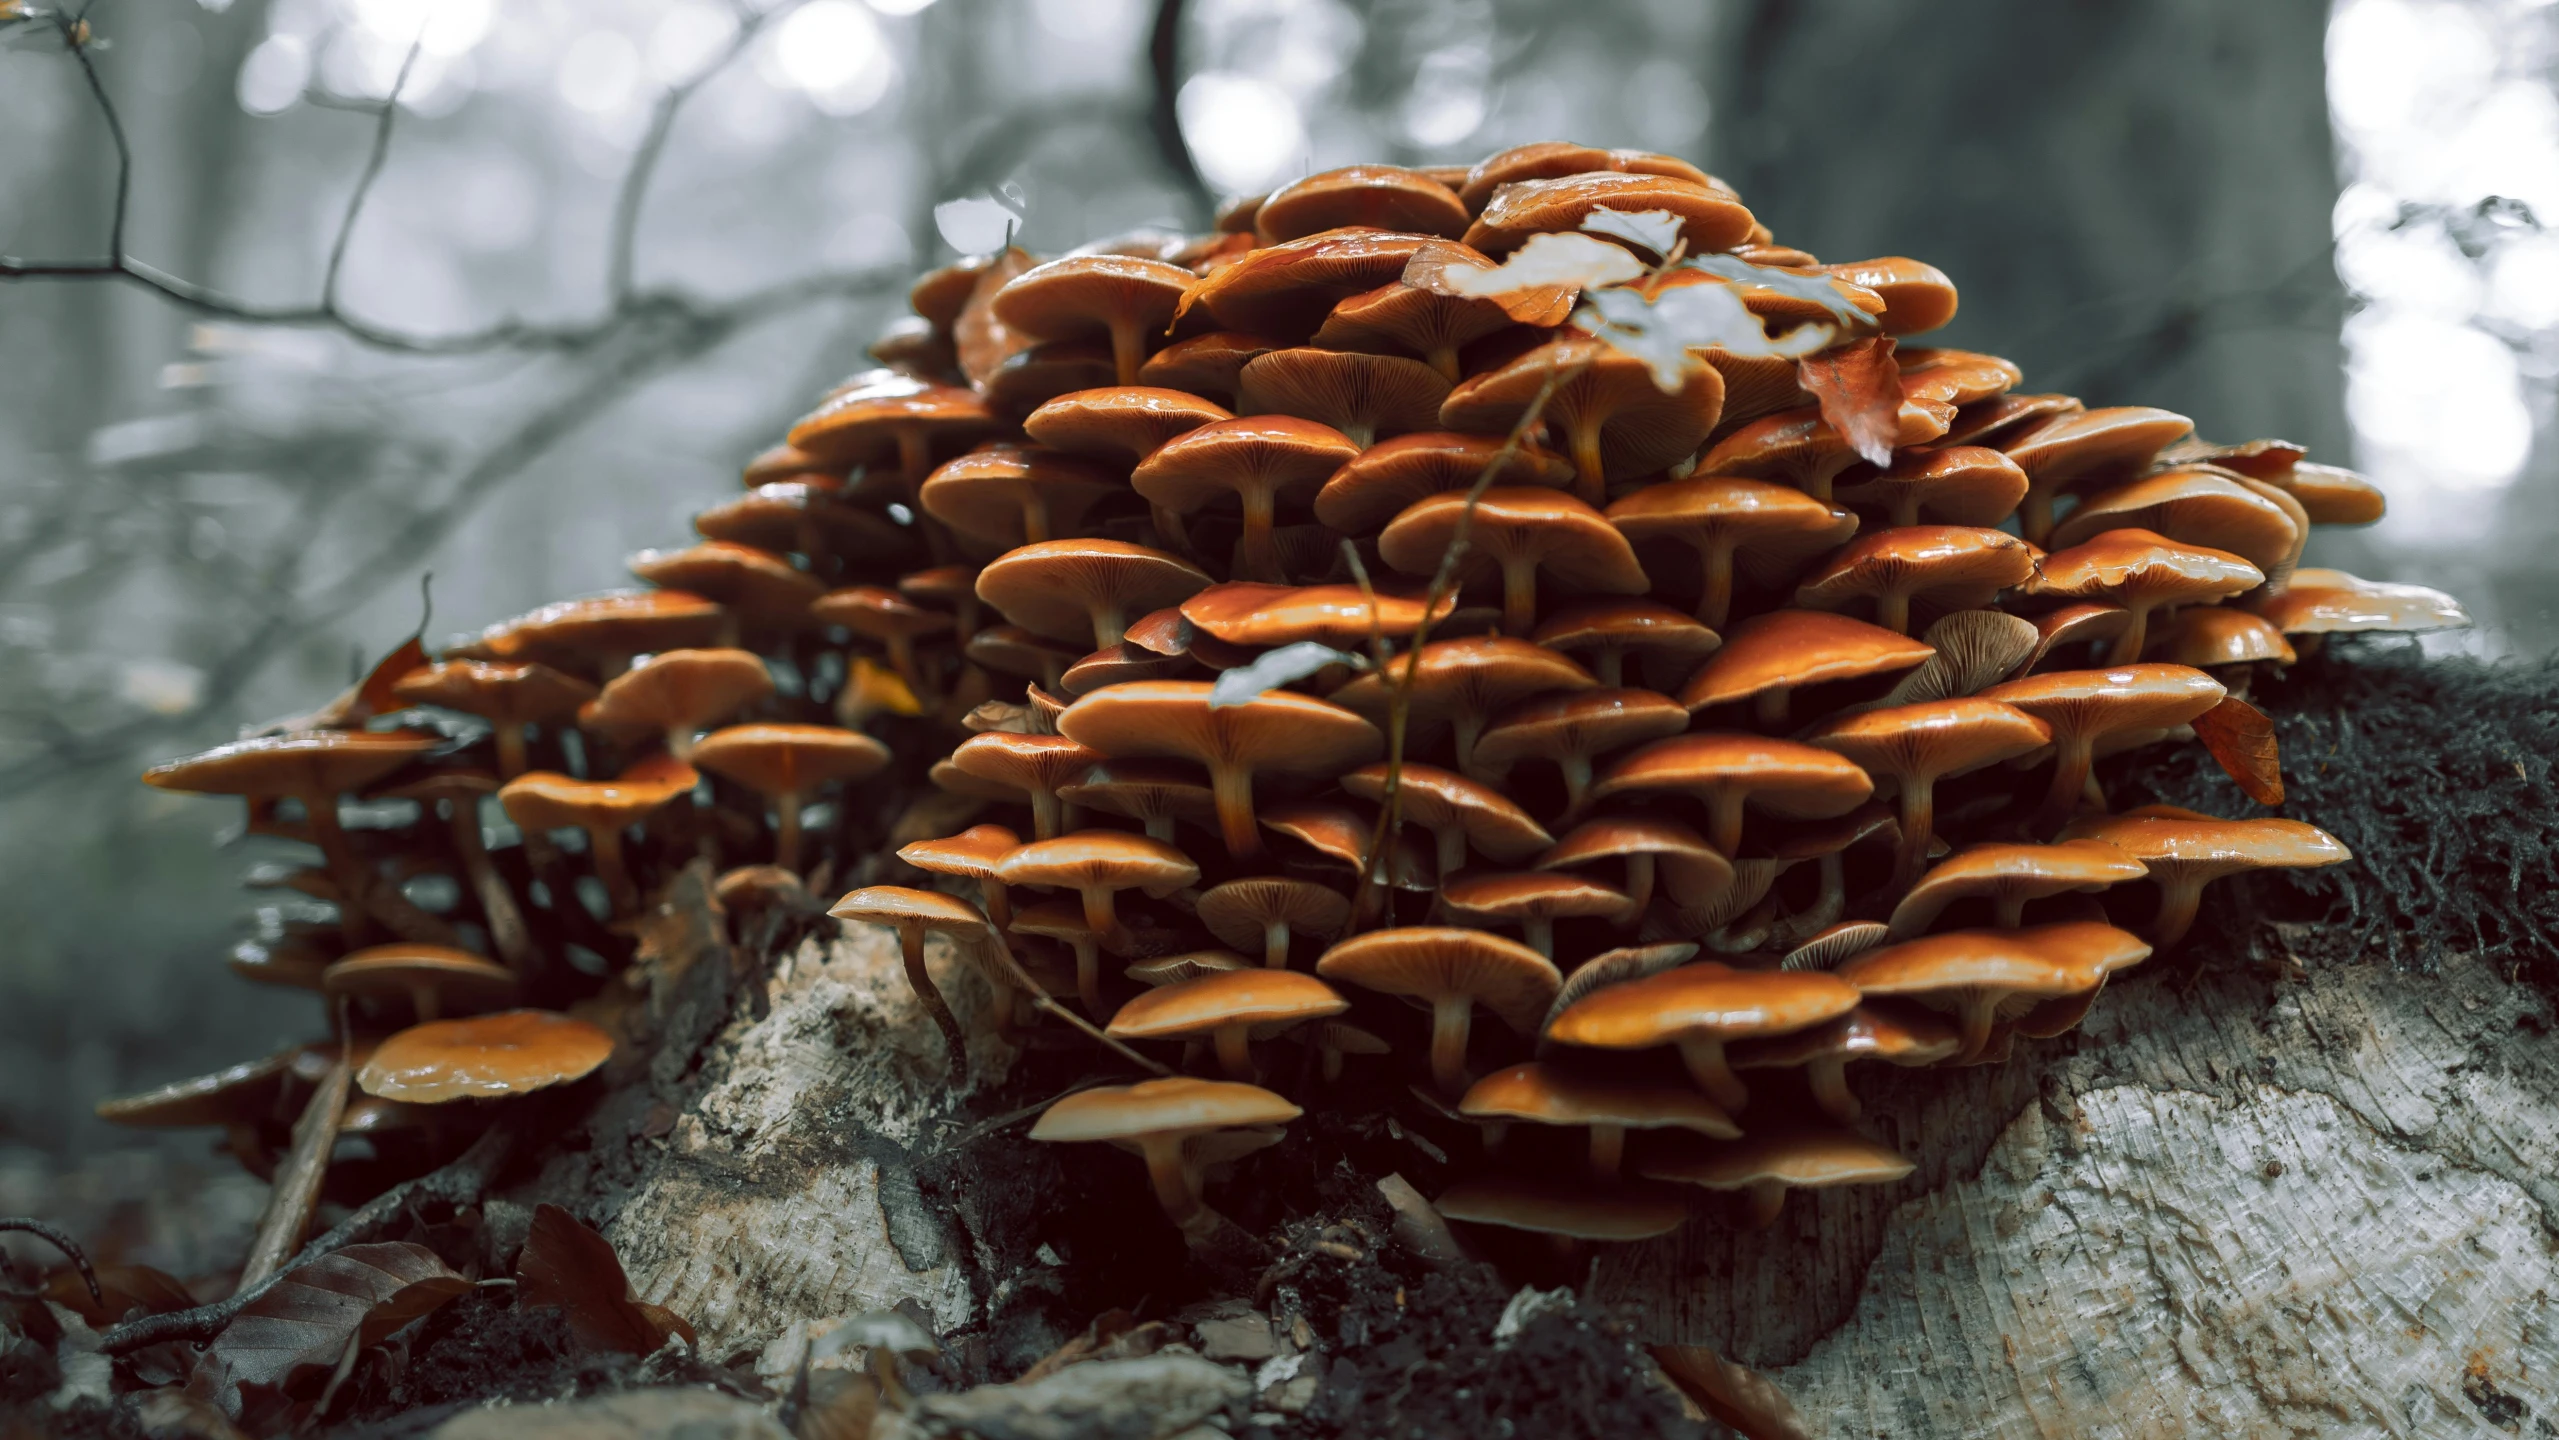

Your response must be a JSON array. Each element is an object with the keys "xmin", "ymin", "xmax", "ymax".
[{"xmin": 1, "ymin": 0, "xmax": 2552, "ymax": 1271}]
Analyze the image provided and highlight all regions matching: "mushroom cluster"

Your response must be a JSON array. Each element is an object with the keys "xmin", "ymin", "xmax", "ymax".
[{"xmin": 109, "ymin": 142, "xmax": 2464, "ymax": 1272}]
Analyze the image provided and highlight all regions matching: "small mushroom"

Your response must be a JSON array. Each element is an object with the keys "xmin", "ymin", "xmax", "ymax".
[
  {"xmin": 1696, "ymin": 403, "xmax": 1953, "ymax": 506},
  {"xmin": 1460, "ymin": 1061, "xmax": 1738, "ymax": 1180},
  {"xmin": 374, "ymin": 767, "xmax": 535, "ymax": 973},
  {"xmin": 1791, "ymin": 525, "xmax": 2036, "ymax": 636},
  {"xmin": 1341, "ymin": 762, "xmax": 1550, "ymax": 878},
  {"xmin": 1058, "ymin": 680, "xmax": 1384, "ymax": 860},
  {"xmin": 1196, "ymin": 877, "xmax": 1352, "ymax": 970},
  {"xmin": 1642, "ymin": 1130, "xmax": 1914, "ymax": 1228},
  {"xmin": 1440, "ymin": 871, "xmax": 1632, "ymax": 957},
  {"xmin": 996, "ymin": 831, "xmax": 1199, "ymax": 984},
  {"xmin": 1330, "ymin": 636, "xmax": 1596, "ymax": 778},
  {"xmin": 690, "ymin": 723, "xmax": 890, "ymax": 873},
  {"xmin": 1978, "ymin": 663, "xmax": 2228, "ymax": 832},
  {"xmin": 2021, "ymin": 528, "xmax": 2266, "ymax": 664},
  {"xmin": 445, "ymin": 590, "xmax": 727, "ymax": 679},
  {"xmin": 1461, "ymin": 171, "xmax": 1756, "ymax": 259},
  {"xmin": 1316, "ymin": 926, "xmax": 1561, "ymax": 1097},
  {"xmin": 2001, "ymin": 405, "xmax": 2195, "ymax": 543},
  {"xmin": 1803, "ymin": 698, "xmax": 2052, "ymax": 885},
  {"xmin": 1544, "ymin": 963, "xmax": 1860, "ymax": 1112},
  {"xmin": 827, "ymin": 886, "xmax": 995, "ymax": 1079},
  {"xmin": 919, "ymin": 446, "xmax": 1126, "ymax": 549},
  {"xmin": 976, "ymin": 539, "xmax": 1214, "ymax": 651},
  {"xmin": 2060, "ymin": 805, "xmax": 2351, "ymax": 946},
  {"xmin": 1834, "ymin": 446, "xmax": 2028, "ymax": 528},
  {"xmin": 1254, "ymin": 165, "xmax": 1468, "ymax": 242},
  {"xmin": 1780, "ymin": 921, "xmax": 1890, "ymax": 972},
  {"xmin": 1606, "ymin": 478, "xmax": 1857, "ymax": 628},
  {"xmin": 1131, "ymin": 416, "xmax": 1361, "ymax": 582},
  {"xmin": 1531, "ymin": 599, "xmax": 1722, "ymax": 690},
  {"xmin": 1590, "ymin": 733, "xmax": 1874, "ymax": 857},
  {"xmin": 583, "ymin": 648, "xmax": 774, "ymax": 760},
  {"xmin": 355, "ymin": 1010, "xmax": 615, "ymax": 1104},
  {"xmin": 1379, "ymin": 487, "xmax": 1650, "ymax": 635},
  {"xmin": 947, "ymin": 732, "xmax": 1103, "ymax": 840},
  {"xmin": 1105, "ymin": 969, "xmax": 1348, "ymax": 1079},
  {"xmin": 1888, "ymin": 839, "xmax": 2150, "ymax": 939},
  {"xmin": 391, "ymin": 661, "xmax": 596, "ymax": 778},
  {"xmin": 897, "ymin": 824, "xmax": 1022, "ymax": 933},
  {"xmin": 786, "ymin": 372, "xmax": 1000, "ymax": 508},
  {"xmin": 1472, "ymin": 688, "xmax": 1692, "ymax": 815},
  {"xmin": 497, "ymin": 755, "xmax": 699, "ymax": 918},
  {"xmin": 1442, "ymin": 338, "xmax": 1724, "ymax": 506},
  {"xmin": 1835, "ymin": 920, "xmax": 2152, "ymax": 1062},
  {"xmin": 1028, "ymin": 1077, "xmax": 1301, "ymax": 1232},
  {"xmin": 1727, "ymin": 1003, "xmax": 1959, "ymax": 1123},
  {"xmin": 628, "ymin": 542, "xmax": 824, "ymax": 636},
  {"xmin": 991, "ymin": 254, "xmax": 1194, "ymax": 386},
  {"xmin": 813, "ymin": 587, "xmax": 953, "ymax": 698},
  {"xmin": 323, "ymin": 944, "xmax": 518, "ymax": 1025},
  {"xmin": 1678, "ymin": 610, "xmax": 1934, "ymax": 730}
]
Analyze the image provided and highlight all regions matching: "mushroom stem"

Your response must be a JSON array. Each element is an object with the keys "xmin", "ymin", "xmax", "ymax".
[
  {"xmin": 1588, "ymin": 1124, "xmax": 1626, "ymax": 1182},
  {"xmin": 299, "ymin": 788, "xmax": 376, "ymax": 947},
  {"xmin": 1521, "ymin": 916, "xmax": 1555, "ymax": 958},
  {"xmin": 896, "ymin": 427, "xmax": 932, "ymax": 508},
  {"xmin": 1675, "ymin": 1036, "xmax": 1749, "ymax": 1111},
  {"xmin": 1566, "ymin": 420, "xmax": 1607, "ymax": 507},
  {"xmin": 2034, "ymin": 737, "xmax": 2098, "ymax": 835},
  {"xmin": 1132, "ymin": 1135, "xmax": 1202, "ymax": 1222},
  {"xmin": 1707, "ymin": 794, "xmax": 1746, "ymax": 858},
  {"xmin": 1028, "ymin": 789, "xmax": 1063, "ymax": 841},
  {"xmin": 1087, "ymin": 602, "xmax": 1130, "ymax": 651},
  {"xmin": 884, "ymin": 636, "xmax": 927, "ymax": 697},
  {"xmin": 1889, "ymin": 493, "xmax": 1922, "ymax": 528},
  {"xmin": 893, "ymin": 923, "xmax": 971, "ymax": 1082},
  {"xmin": 1740, "ymin": 1178, "xmax": 1786, "ymax": 1230},
  {"xmin": 1428, "ymin": 994, "xmax": 1476, "ymax": 1098},
  {"xmin": 980, "ymin": 880, "xmax": 1012, "ymax": 935},
  {"xmin": 1212, "ymin": 1025, "xmax": 1255, "ymax": 1080},
  {"xmin": 773, "ymin": 788, "xmax": 805, "ymax": 874},
  {"xmin": 1953, "ymin": 989, "xmax": 1999, "ymax": 1064},
  {"xmin": 1072, "ymin": 939, "xmax": 1104, "ymax": 1019},
  {"xmin": 445, "ymin": 797, "xmax": 536, "ymax": 974},
  {"xmin": 1621, "ymin": 854, "xmax": 1656, "ymax": 920},
  {"xmin": 585, "ymin": 824, "xmax": 639, "ymax": 917},
  {"xmin": 1753, "ymin": 687, "xmax": 1789, "ymax": 731},
  {"xmin": 1556, "ymin": 753, "xmax": 1594, "ymax": 816},
  {"xmin": 2018, "ymin": 491, "xmax": 2057, "ymax": 547},
  {"xmin": 1077, "ymin": 887, "xmax": 1122, "ymax": 945},
  {"xmin": 1425, "ymin": 347, "xmax": 1462, "ymax": 384},
  {"xmin": 1892, "ymin": 780, "xmax": 1936, "ymax": 890},
  {"xmin": 1209, "ymin": 763, "xmax": 1262, "ymax": 860},
  {"xmin": 1875, "ymin": 590, "xmax": 1912, "ymax": 636},
  {"xmin": 238, "ymin": 1055, "xmax": 350, "ymax": 1289},
  {"xmin": 406, "ymin": 982, "xmax": 444, "ymax": 1025},
  {"xmin": 1993, "ymin": 891, "xmax": 2027, "ymax": 928},
  {"xmin": 1435, "ymin": 826, "xmax": 1469, "ymax": 880},
  {"xmin": 1262, "ymin": 919, "xmax": 1290, "ymax": 969},
  {"xmin": 1695, "ymin": 538, "xmax": 1737, "ymax": 629},
  {"xmin": 1451, "ymin": 714, "xmax": 1487, "ymax": 779},
  {"xmin": 1499, "ymin": 557, "xmax": 1541, "ymax": 636},
  {"xmin": 1806, "ymin": 1057, "xmax": 1861, "ymax": 1124},
  {"xmin": 1795, "ymin": 853, "xmax": 1847, "ymax": 940},
  {"xmin": 2150, "ymin": 878, "xmax": 2206, "ymax": 948},
  {"xmin": 1108, "ymin": 315, "xmax": 1147, "ymax": 387},
  {"xmin": 1149, "ymin": 504, "xmax": 1192, "ymax": 558},
  {"xmin": 1320, "ymin": 1043, "xmax": 1344, "ymax": 1084},
  {"xmin": 2103, "ymin": 605, "xmax": 2153, "ymax": 666},
  {"xmin": 1591, "ymin": 648, "xmax": 1625, "ymax": 688},
  {"xmin": 1236, "ymin": 484, "xmax": 1283, "ymax": 584},
  {"xmin": 493, "ymin": 727, "xmax": 530, "ymax": 780},
  {"xmin": 1021, "ymin": 494, "xmax": 1055, "ymax": 546}
]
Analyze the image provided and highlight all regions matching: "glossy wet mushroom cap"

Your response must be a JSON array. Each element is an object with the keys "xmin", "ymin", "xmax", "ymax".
[
  {"xmin": 1104, "ymin": 968, "xmax": 1348, "ymax": 1079},
  {"xmin": 2251, "ymin": 569, "xmax": 2470, "ymax": 638},
  {"xmin": 1727, "ymin": 1002, "xmax": 1960, "ymax": 1122},
  {"xmin": 1254, "ymin": 165, "xmax": 1469, "ymax": 242},
  {"xmin": 1378, "ymin": 487, "xmax": 1649, "ymax": 635},
  {"xmin": 1180, "ymin": 580, "xmax": 1455, "ymax": 651},
  {"xmin": 1462, "ymin": 172, "xmax": 1755, "ymax": 258},
  {"xmin": 1792, "ymin": 525, "xmax": 2036, "ymax": 635},
  {"xmin": 1888, "ymin": 839, "xmax": 2150, "ymax": 938},
  {"xmin": 1058, "ymin": 680, "xmax": 1384, "ymax": 859},
  {"xmin": 2148, "ymin": 608, "xmax": 2298, "ymax": 670},
  {"xmin": 1804, "ymin": 698, "xmax": 2053, "ymax": 884},
  {"xmin": 1460, "ymin": 1062, "xmax": 1738, "ymax": 1179},
  {"xmin": 1316, "ymin": 926, "xmax": 1561, "ymax": 1096},
  {"xmin": 996, "ymin": 830, "xmax": 1200, "ymax": 945},
  {"xmin": 629, "ymin": 542, "xmax": 823, "ymax": 624},
  {"xmin": 1679, "ymin": 611, "xmax": 1934, "ymax": 729},
  {"xmin": 1023, "ymin": 386, "xmax": 1234, "ymax": 467},
  {"xmin": 323, "ymin": 944, "xmax": 519, "ymax": 1024},
  {"xmin": 1138, "ymin": 331, "xmax": 1286, "ymax": 406},
  {"xmin": 1329, "ymin": 636, "xmax": 1597, "ymax": 777},
  {"xmin": 1604, "ymin": 477, "xmax": 1857, "ymax": 629},
  {"xmin": 1055, "ymin": 758, "xmax": 1217, "ymax": 842},
  {"xmin": 2023, "ymin": 528, "xmax": 2263, "ymax": 665},
  {"xmin": 990, "ymin": 255, "xmax": 1194, "ymax": 386},
  {"xmin": 1178, "ymin": 230, "xmax": 1448, "ymax": 341},
  {"xmin": 356, "ymin": 1010, "xmax": 614, "ymax": 1104},
  {"xmin": 497, "ymin": 754, "xmax": 700, "ymax": 916},
  {"xmin": 947, "ymin": 731, "xmax": 1102, "ymax": 840},
  {"xmin": 2002, "ymin": 405, "xmax": 2195, "ymax": 543},
  {"xmin": 1833, "ymin": 446, "xmax": 2028, "ymax": 529},
  {"xmin": 1836, "ymin": 920, "xmax": 2151, "ymax": 1062},
  {"xmin": 692, "ymin": 723, "xmax": 890, "ymax": 871},
  {"xmin": 1132, "ymin": 415, "xmax": 1362, "ymax": 582},
  {"xmin": 2061, "ymin": 805, "xmax": 2350, "ymax": 946},
  {"xmin": 584, "ymin": 648, "xmax": 774, "ymax": 759},
  {"xmin": 1696, "ymin": 402, "xmax": 1954, "ymax": 506},
  {"xmin": 1534, "ymin": 815, "xmax": 1723, "ymax": 917},
  {"xmin": 1818, "ymin": 257, "xmax": 1958, "ymax": 335},
  {"xmin": 1641, "ymin": 1128, "xmax": 1914, "ymax": 1227},
  {"xmin": 1236, "ymin": 347, "xmax": 1454, "ymax": 450},
  {"xmin": 918, "ymin": 447, "xmax": 1127, "ymax": 549},
  {"xmin": 1029, "ymin": 1077, "xmax": 1302, "ymax": 1226},
  {"xmin": 975, "ymin": 539, "xmax": 1215, "ymax": 650},
  {"xmin": 1978, "ymin": 663, "xmax": 2227, "ymax": 831},
  {"xmin": 1343, "ymin": 762, "xmax": 1551, "ymax": 877},
  {"xmin": 1443, "ymin": 338, "xmax": 1724, "ymax": 506},
  {"xmin": 1530, "ymin": 599, "xmax": 1722, "ymax": 690},
  {"xmin": 1589, "ymin": 733, "xmax": 1875, "ymax": 857},
  {"xmin": 391, "ymin": 661, "xmax": 595, "ymax": 776},
  {"xmin": 1547, "ymin": 962, "xmax": 1860, "ymax": 1111}
]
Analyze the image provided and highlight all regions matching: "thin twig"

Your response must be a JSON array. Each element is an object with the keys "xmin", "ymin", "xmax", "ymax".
[
  {"xmin": 609, "ymin": 5, "xmax": 782, "ymax": 303},
  {"xmin": 319, "ymin": 32, "xmax": 425, "ymax": 310},
  {"xmin": 0, "ymin": 1218, "xmax": 101, "ymax": 1304}
]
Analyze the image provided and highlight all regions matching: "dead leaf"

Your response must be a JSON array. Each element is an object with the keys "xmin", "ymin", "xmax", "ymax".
[
  {"xmin": 2193, "ymin": 694, "xmax": 2284, "ymax": 805},
  {"xmin": 192, "ymin": 1242, "xmax": 469, "ymax": 1415},
  {"xmin": 516, "ymin": 1203, "xmax": 695, "ymax": 1356},
  {"xmin": 45, "ymin": 1263, "xmax": 196, "ymax": 1328},
  {"xmin": 1432, "ymin": 232, "xmax": 1638, "ymax": 305},
  {"xmin": 251, "ymin": 634, "xmax": 428, "ymax": 736},
  {"xmin": 1650, "ymin": 1343, "xmax": 1813, "ymax": 1440},
  {"xmin": 1578, "ymin": 206, "xmax": 1686, "ymax": 258},
  {"xmin": 955, "ymin": 247, "xmax": 1039, "ymax": 386},
  {"xmin": 1797, "ymin": 336, "xmax": 1902, "ymax": 467},
  {"xmin": 1578, "ymin": 283, "xmax": 1831, "ymax": 391}
]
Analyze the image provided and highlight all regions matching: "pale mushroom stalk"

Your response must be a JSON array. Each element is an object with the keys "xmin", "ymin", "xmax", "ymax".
[
  {"xmin": 1804, "ymin": 1058, "xmax": 1861, "ymax": 1124},
  {"xmin": 1497, "ymin": 556, "xmax": 1543, "ymax": 636},
  {"xmin": 1211, "ymin": 1026, "xmax": 1256, "ymax": 1081},
  {"xmin": 1875, "ymin": 591, "xmax": 1914, "ymax": 635},
  {"xmin": 1236, "ymin": 483, "xmax": 1285, "ymax": 585},
  {"xmin": 771, "ymin": 787, "xmax": 807, "ymax": 874},
  {"xmin": 1553, "ymin": 753, "xmax": 1596, "ymax": 815},
  {"xmin": 1132, "ymin": 1134, "xmax": 1204, "ymax": 1223},
  {"xmin": 1949, "ymin": 988, "xmax": 2003, "ymax": 1065},
  {"xmin": 1888, "ymin": 782, "xmax": 1938, "ymax": 891},
  {"xmin": 1423, "ymin": 346, "xmax": 1463, "ymax": 384},
  {"xmin": 895, "ymin": 427, "xmax": 933, "ymax": 508},
  {"xmin": 1994, "ymin": 892, "xmax": 2030, "ymax": 928},
  {"xmin": 1028, "ymin": 790, "xmax": 1064, "ymax": 842},
  {"xmin": 1589, "ymin": 649, "xmax": 1626, "ymax": 687},
  {"xmin": 1107, "ymin": 315, "xmax": 1150, "ymax": 387},
  {"xmin": 582, "ymin": 822, "xmax": 640, "ymax": 917},
  {"xmin": 2104, "ymin": 606, "xmax": 2157, "ymax": 667},
  {"xmin": 1431, "ymin": 824, "xmax": 1470, "ymax": 880},
  {"xmin": 1752, "ymin": 688, "xmax": 1790, "ymax": 730},
  {"xmin": 2148, "ymin": 877, "xmax": 2213, "ymax": 948},
  {"xmin": 1705, "ymin": 792, "xmax": 1750, "ymax": 858},
  {"xmin": 1588, "ymin": 1123, "xmax": 1628, "ymax": 1182},
  {"xmin": 1261, "ymin": 919, "xmax": 1292, "ymax": 969},
  {"xmin": 1675, "ymin": 1037, "xmax": 1750, "ymax": 1112},
  {"xmin": 1563, "ymin": 419, "xmax": 1607, "ymax": 507},
  {"xmin": 1428, "ymin": 995, "xmax": 1477, "ymax": 1098},
  {"xmin": 1739, "ymin": 1178, "xmax": 1788, "ymax": 1229},
  {"xmin": 2033, "ymin": 736, "xmax": 2101, "ymax": 836},
  {"xmin": 1067, "ymin": 935, "xmax": 1105, "ymax": 1018},
  {"xmin": 237, "ymin": 1052, "xmax": 350, "ymax": 1288},
  {"xmin": 884, "ymin": 918, "xmax": 971, "ymax": 1082},
  {"xmin": 1209, "ymin": 763, "xmax": 1263, "ymax": 860},
  {"xmin": 1694, "ymin": 537, "xmax": 1741, "ymax": 630},
  {"xmin": 1619, "ymin": 854, "xmax": 1658, "ymax": 919},
  {"xmin": 492, "ymin": 727, "xmax": 531, "ymax": 780},
  {"xmin": 295, "ymin": 787, "xmax": 377, "ymax": 947}
]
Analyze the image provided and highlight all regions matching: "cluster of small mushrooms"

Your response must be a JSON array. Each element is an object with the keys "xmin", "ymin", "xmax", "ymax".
[{"xmin": 106, "ymin": 142, "xmax": 2470, "ymax": 1272}]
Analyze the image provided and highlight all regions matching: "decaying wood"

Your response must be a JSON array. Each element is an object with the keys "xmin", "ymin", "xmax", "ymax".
[{"xmin": 526, "ymin": 869, "xmax": 2559, "ymax": 1436}]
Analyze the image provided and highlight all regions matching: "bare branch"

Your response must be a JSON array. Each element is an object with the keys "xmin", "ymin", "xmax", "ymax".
[
  {"xmin": 1146, "ymin": 0, "xmax": 1212, "ymax": 225},
  {"xmin": 610, "ymin": 5, "xmax": 784, "ymax": 304},
  {"xmin": 320, "ymin": 32, "xmax": 426, "ymax": 311}
]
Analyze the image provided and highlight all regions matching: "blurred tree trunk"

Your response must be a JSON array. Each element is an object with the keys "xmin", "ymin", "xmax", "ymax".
[{"xmin": 1709, "ymin": 0, "xmax": 2350, "ymax": 461}]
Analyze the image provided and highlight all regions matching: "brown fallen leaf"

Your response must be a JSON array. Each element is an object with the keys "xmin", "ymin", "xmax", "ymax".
[
  {"xmin": 515, "ymin": 1203, "xmax": 695, "ymax": 1356},
  {"xmin": 1650, "ymin": 1343, "xmax": 1813, "ymax": 1440},
  {"xmin": 2193, "ymin": 694, "xmax": 2284, "ymax": 805},
  {"xmin": 955, "ymin": 247, "xmax": 1040, "ymax": 387},
  {"xmin": 190, "ymin": 1242, "xmax": 470, "ymax": 1416},
  {"xmin": 252, "ymin": 633, "xmax": 428, "ymax": 736},
  {"xmin": 1797, "ymin": 334, "xmax": 1902, "ymax": 467},
  {"xmin": 45, "ymin": 1263, "xmax": 197, "ymax": 1329}
]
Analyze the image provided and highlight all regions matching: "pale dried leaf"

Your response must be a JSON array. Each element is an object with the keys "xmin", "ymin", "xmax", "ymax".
[
  {"xmin": 1436, "ymin": 232, "xmax": 1642, "ymax": 300},
  {"xmin": 1579, "ymin": 284, "xmax": 1832, "ymax": 392},
  {"xmin": 194, "ymin": 1242, "xmax": 469, "ymax": 1414},
  {"xmin": 1798, "ymin": 336, "xmax": 1903, "ymax": 467},
  {"xmin": 1208, "ymin": 641, "xmax": 1366, "ymax": 709},
  {"xmin": 1579, "ymin": 206, "xmax": 1688, "ymax": 258},
  {"xmin": 1683, "ymin": 253, "xmax": 1877, "ymax": 330}
]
